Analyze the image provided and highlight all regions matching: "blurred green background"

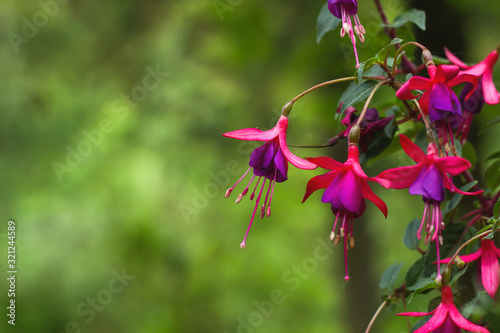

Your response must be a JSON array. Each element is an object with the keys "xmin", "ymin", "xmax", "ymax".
[{"xmin": 0, "ymin": 0, "xmax": 499, "ymax": 332}]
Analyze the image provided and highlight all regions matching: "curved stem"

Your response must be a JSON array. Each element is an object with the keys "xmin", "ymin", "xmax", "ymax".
[
  {"xmin": 289, "ymin": 77, "xmax": 358, "ymax": 104},
  {"xmin": 365, "ymin": 299, "xmax": 388, "ymax": 333},
  {"xmin": 444, "ymin": 229, "xmax": 494, "ymax": 273},
  {"xmin": 355, "ymin": 79, "xmax": 391, "ymax": 125},
  {"xmin": 391, "ymin": 42, "xmax": 428, "ymax": 77}
]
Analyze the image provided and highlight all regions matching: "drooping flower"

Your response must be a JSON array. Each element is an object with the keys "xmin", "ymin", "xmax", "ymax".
[
  {"xmin": 377, "ymin": 135, "xmax": 480, "ymax": 277},
  {"xmin": 327, "ymin": 0, "xmax": 365, "ymax": 67},
  {"xmin": 223, "ymin": 115, "xmax": 317, "ymax": 248},
  {"xmin": 396, "ymin": 64, "xmax": 477, "ymax": 149},
  {"xmin": 445, "ymin": 48, "xmax": 500, "ymax": 143},
  {"xmin": 439, "ymin": 238, "xmax": 500, "ymax": 298},
  {"xmin": 302, "ymin": 143, "xmax": 388, "ymax": 280},
  {"xmin": 397, "ymin": 285, "xmax": 490, "ymax": 333},
  {"xmin": 338, "ymin": 107, "xmax": 393, "ymax": 152},
  {"xmin": 445, "ymin": 47, "xmax": 499, "ymax": 105}
]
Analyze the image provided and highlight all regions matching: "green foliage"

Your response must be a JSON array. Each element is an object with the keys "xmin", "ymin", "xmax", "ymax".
[
  {"xmin": 403, "ymin": 218, "xmax": 420, "ymax": 250},
  {"xmin": 386, "ymin": 9, "xmax": 427, "ymax": 31},
  {"xmin": 316, "ymin": 3, "xmax": 341, "ymax": 43},
  {"xmin": 379, "ymin": 262, "xmax": 403, "ymax": 294}
]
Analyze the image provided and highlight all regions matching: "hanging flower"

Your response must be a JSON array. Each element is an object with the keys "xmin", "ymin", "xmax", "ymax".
[
  {"xmin": 377, "ymin": 135, "xmax": 480, "ymax": 277},
  {"xmin": 439, "ymin": 238, "xmax": 500, "ymax": 298},
  {"xmin": 396, "ymin": 64, "xmax": 477, "ymax": 149},
  {"xmin": 223, "ymin": 115, "xmax": 317, "ymax": 248},
  {"xmin": 445, "ymin": 47, "xmax": 499, "ymax": 105},
  {"xmin": 302, "ymin": 144, "xmax": 388, "ymax": 280},
  {"xmin": 445, "ymin": 48, "xmax": 500, "ymax": 143},
  {"xmin": 327, "ymin": 0, "xmax": 366, "ymax": 67},
  {"xmin": 397, "ymin": 286, "xmax": 490, "ymax": 333}
]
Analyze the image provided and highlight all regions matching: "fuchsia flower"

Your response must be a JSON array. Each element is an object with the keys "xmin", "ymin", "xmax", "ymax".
[
  {"xmin": 396, "ymin": 64, "xmax": 477, "ymax": 147},
  {"xmin": 439, "ymin": 239, "xmax": 500, "ymax": 299},
  {"xmin": 397, "ymin": 286, "xmax": 490, "ymax": 333},
  {"xmin": 223, "ymin": 115, "xmax": 317, "ymax": 248},
  {"xmin": 377, "ymin": 135, "xmax": 480, "ymax": 277},
  {"xmin": 445, "ymin": 48, "xmax": 500, "ymax": 143},
  {"xmin": 327, "ymin": 0, "xmax": 365, "ymax": 67},
  {"xmin": 302, "ymin": 144, "xmax": 389, "ymax": 280},
  {"xmin": 445, "ymin": 47, "xmax": 499, "ymax": 105}
]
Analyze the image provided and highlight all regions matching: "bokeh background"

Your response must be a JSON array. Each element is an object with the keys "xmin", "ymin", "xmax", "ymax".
[{"xmin": 0, "ymin": 0, "xmax": 499, "ymax": 332}]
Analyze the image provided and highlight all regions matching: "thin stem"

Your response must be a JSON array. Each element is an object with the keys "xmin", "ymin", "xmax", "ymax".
[
  {"xmin": 355, "ymin": 79, "xmax": 391, "ymax": 125},
  {"xmin": 391, "ymin": 42, "xmax": 428, "ymax": 77},
  {"xmin": 444, "ymin": 229, "xmax": 495, "ymax": 273},
  {"xmin": 290, "ymin": 77, "xmax": 357, "ymax": 104},
  {"xmin": 365, "ymin": 299, "xmax": 388, "ymax": 333},
  {"xmin": 412, "ymin": 100, "xmax": 433, "ymax": 135}
]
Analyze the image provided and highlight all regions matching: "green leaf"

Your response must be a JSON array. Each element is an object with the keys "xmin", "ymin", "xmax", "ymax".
[
  {"xmin": 484, "ymin": 219, "xmax": 499, "ymax": 240},
  {"xmin": 403, "ymin": 218, "xmax": 420, "ymax": 250},
  {"xmin": 461, "ymin": 291, "xmax": 487, "ymax": 319},
  {"xmin": 377, "ymin": 38, "xmax": 403, "ymax": 61},
  {"xmin": 316, "ymin": 3, "xmax": 341, "ymax": 43},
  {"xmin": 387, "ymin": 9, "xmax": 426, "ymax": 31},
  {"xmin": 467, "ymin": 224, "xmax": 493, "ymax": 252},
  {"xmin": 450, "ymin": 264, "xmax": 468, "ymax": 285},
  {"xmin": 338, "ymin": 80, "xmax": 378, "ymax": 113},
  {"xmin": 441, "ymin": 181, "xmax": 478, "ymax": 217},
  {"xmin": 405, "ymin": 256, "xmax": 425, "ymax": 287},
  {"xmin": 494, "ymin": 200, "xmax": 500, "ymax": 219},
  {"xmin": 479, "ymin": 115, "xmax": 500, "ymax": 135},
  {"xmin": 487, "ymin": 150, "xmax": 500, "ymax": 161},
  {"xmin": 356, "ymin": 57, "xmax": 381, "ymax": 83},
  {"xmin": 407, "ymin": 278, "xmax": 436, "ymax": 302},
  {"xmin": 462, "ymin": 142, "xmax": 477, "ymax": 171},
  {"xmin": 485, "ymin": 160, "xmax": 500, "ymax": 191},
  {"xmin": 379, "ymin": 261, "xmax": 402, "ymax": 293}
]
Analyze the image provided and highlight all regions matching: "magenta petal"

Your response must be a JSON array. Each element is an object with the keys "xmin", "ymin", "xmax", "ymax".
[
  {"xmin": 434, "ymin": 65, "xmax": 460, "ymax": 83},
  {"xmin": 436, "ymin": 156, "xmax": 470, "ymax": 175},
  {"xmin": 412, "ymin": 305, "xmax": 449, "ymax": 333},
  {"xmin": 482, "ymin": 67, "xmax": 500, "ymax": 105},
  {"xmin": 322, "ymin": 170, "xmax": 364, "ymax": 215},
  {"xmin": 480, "ymin": 242, "xmax": 500, "ymax": 298},
  {"xmin": 447, "ymin": 303, "xmax": 490, "ymax": 332},
  {"xmin": 223, "ymin": 126, "xmax": 281, "ymax": 141},
  {"xmin": 302, "ymin": 172, "xmax": 337, "ymax": 203},
  {"xmin": 279, "ymin": 133, "xmax": 317, "ymax": 170},
  {"xmin": 306, "ymin": 156, "xmax": 345, "ymax": 171},
  {"xmin": 445, "ymin": 48, "xmax": 469, "ymax": 69},
  {"xmin": 377, "ymin": 165, "xmax": 423, "ymax": 189},
  {"xmin": 399, "ymin": 135, "xmax": 427, "ymax": 163},
  {"xmin": 396, "ymin": 311, "xmax": 434, "ymax": 317},
  {"xmin": 360, "ymin": 180, "xmax": 388, "ymax": 217},
  {"xmin": 396, "ymin": 77, "xmax": 432, "ymax": 100}
]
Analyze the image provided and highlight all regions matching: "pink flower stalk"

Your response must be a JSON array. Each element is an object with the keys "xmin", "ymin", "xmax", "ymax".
[
  {"xmin": 302, "ymin": 144, "xmax": 388, "ymax": 280},
  {"xmin": 397, "ymin": 286, "xmax": 490, "ymax": 333},
  {"xmin": 396, "ymin": 64, "xmax": 477, "ymax": 148},
  {"xmin": 223, "ymin": 115, "xmax": 317, "ymax": 249},
  {"xmin": 377, "ymin": 135, "xmax": 480, "ymax": 278},
  {"xmin": 327, "ymin": 0, "xmax": 365, "ymax": 67},
  {"xmin": 445, "ymin": 48, "xmax": 500, "ymax": 143},
  {"xmin": 439, "ymin": 239, "xmax": 500, "ymax": 299}
]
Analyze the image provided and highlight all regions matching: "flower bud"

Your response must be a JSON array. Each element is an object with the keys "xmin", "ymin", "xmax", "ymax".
[
  {"xmin": 281, "ymin": 101, "xmax": 294, "ymax": 117},
  {"xmin": 422, "ymin": 49, "xmax": 434, "ymax": 68},
  {"xmin": 348, "ymin": 124, "xmax": 361, "ymax": 145},
  {"xmin": 454, "ymin": 256, "xmax": 466, "ymax": 269}
]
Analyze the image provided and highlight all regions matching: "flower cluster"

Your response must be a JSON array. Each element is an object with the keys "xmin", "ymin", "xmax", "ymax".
[{"xmin": 222, "ymin": 2, "xmax": 500, "ymax": 332}]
